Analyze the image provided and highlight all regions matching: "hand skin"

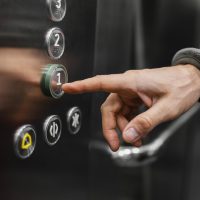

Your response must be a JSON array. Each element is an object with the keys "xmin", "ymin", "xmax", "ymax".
[{"xmin": 62, "ymin": 65, "xmax": 200, "ymax": 151}]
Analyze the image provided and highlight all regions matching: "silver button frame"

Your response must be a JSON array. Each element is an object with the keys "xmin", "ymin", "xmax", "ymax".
[
  {"xmin": 66, "ymin": 107, "xmax": 82, "ymax": 135},
  {"xmin": 41, "ymin": 64, "xmax": 68, "ymax": 99},
  {"xmin": 45, "ymin": 27, "xmax": 65, "ymax": 60},
  {"xmin": 13, "ymin": 125, "xmax": 37, "ymax": 159},
  {"xmin": 46, "ymin": 0, "xmax": 67, "ymax": 22},
  {"xmin": 43, "ymin": 115, "xmax": 62, "ymax": 146}
]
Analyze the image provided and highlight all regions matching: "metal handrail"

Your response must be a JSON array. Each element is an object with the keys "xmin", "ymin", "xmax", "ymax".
[{"xmin": 90, "ymin": 104, "xmax": 200, "ymax": 167}]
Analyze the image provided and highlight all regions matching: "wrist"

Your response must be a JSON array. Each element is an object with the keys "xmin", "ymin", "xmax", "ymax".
[
  {"xmin": 172, "ymin": 48, "xmax": 200, "ymax": 101},
  {"xmin": 183, "ymin": 64, "xmax": 200, "ymax": 99}
]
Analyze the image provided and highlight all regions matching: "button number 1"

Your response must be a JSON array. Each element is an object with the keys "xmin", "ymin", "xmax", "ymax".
[{"xmin": 57, "ymin": 72, "xmax": 61, "ymax": 86}]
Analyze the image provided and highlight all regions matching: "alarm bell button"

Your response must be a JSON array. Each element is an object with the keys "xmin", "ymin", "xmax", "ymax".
[
  {"xmin": 21, "ymin": 133, "xmax": 32, "ymax": 150},
  {"xmin": 14, "ymin": 125, "xmax": 36, "ymax": 159}
]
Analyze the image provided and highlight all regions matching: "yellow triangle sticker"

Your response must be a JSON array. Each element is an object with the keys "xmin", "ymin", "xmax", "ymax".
[{"xmin": 21, "ymin": 133, "xmax": 32, "ymax": 150}]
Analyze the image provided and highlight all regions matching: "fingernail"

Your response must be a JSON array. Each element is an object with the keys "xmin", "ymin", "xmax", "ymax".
[{"xmin": 124, "ymin": 128, "xmax": 140, "ymax": 142}]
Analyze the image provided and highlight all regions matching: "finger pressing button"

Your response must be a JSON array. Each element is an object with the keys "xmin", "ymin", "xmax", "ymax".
[{"xmin": 40, "ymin": 64, "xmax": 68, "ymax": 99}]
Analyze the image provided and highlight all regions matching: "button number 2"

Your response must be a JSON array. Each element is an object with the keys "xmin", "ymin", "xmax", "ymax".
[{"xmin": 54, "ymin": 33, "xmax": 60, "ymax": 47}]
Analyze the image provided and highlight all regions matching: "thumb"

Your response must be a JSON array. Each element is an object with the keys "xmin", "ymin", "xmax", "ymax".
[{"xmin": 122, "ymin": 99, "xmax": 169, "ymax": 144}]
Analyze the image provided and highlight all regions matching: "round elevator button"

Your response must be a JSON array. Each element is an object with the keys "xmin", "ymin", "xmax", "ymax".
[
  {"xmin": 40, "ymin": 64, "xmax": 68, "ymax": 99},
  {"xmin": 43, "ymin": 115, "xmax": 62, "ymax": 146},
  {"xmin": 47, "ymin": 0, "xmax": 67, "ymax": 22},
  {"xmin": 14, "ymin": 125, "xmax": 36, "ymax": 159},
  {"xmin": 66, "ymin": 107, "xmax": 82, "ymax": 135},
  {"xmin": 45, "ymin": 27, "xmax": 65, "ymax": 60}
]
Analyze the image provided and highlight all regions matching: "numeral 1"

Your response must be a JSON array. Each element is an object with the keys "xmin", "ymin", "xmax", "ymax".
[{"xmin": 57, "ymin": 72, "xmax": 61, "ymax": 86}]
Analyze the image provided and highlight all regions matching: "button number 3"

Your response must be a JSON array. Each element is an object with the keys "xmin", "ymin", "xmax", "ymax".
[{"xmin": 56, "ymin": 0, "xmax": 61, "ymax": 9}]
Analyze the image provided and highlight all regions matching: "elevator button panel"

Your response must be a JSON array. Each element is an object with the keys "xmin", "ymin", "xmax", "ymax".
[
  {"xmin": 47, "ymin": 0, "xmax": 67, "ymax": 22},
  {"xmin": 45, "ymin": 27, "xmax": 65, "ymax": 60},
  {"xmin": 67, "ymin": 107, "xmax": 82, "ymax": 135},
  {"xmin": 41, "ymin": 64, "xmax": 68, "ymax": 99},
  {"xmin": 43, "ymin": 115, "xmax": 62, "ymax": 146},
  {"xmin": 14, "ymin": 125, "xmax": 36, "ymax": 159}
]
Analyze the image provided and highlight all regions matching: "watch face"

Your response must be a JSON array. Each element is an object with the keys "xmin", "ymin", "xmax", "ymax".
[
  {"xmin": 40, "ymin": 64, "xmax": 68, "ymax": 99},
  {"xmin": 47, "ymin": 0, "xmax": 67, "ymax": 22},
  {"xmin": 46, "ymin": 27, "xmax": 65, "ymax": 60}
]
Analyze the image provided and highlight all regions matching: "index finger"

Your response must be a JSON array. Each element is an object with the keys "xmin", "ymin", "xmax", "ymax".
[{"xmin": 62, "ymin": 74, "xmax": 127, "ymax": 94}]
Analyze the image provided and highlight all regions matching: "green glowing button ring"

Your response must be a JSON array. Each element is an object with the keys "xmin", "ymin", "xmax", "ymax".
[{"xmin": 40, "ymin": 64, "xmax": 68, "ymax": 99}]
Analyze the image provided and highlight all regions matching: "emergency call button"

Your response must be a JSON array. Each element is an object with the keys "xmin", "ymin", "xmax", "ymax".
[
  {"xmin": 40, "ymin": 64, "xmax": 68, "ymax": 99},
  {"xmin": 14, "ymin": 125, "xmax": 36, "ymax": 159},
  {"xmin": 43, "ymin": 115, "xmax": 62, "ymax": 146}
]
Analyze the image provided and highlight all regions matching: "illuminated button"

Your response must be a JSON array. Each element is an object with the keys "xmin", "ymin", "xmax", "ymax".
[
  {"xmin": 47, "ymin": 0, "xmax": 67, "ymax": 22},
  {"xmin": 45, "ymin": 27, "xmax": 65, "ymax": 60},
  {"xmin": 40, "ymin": 64, "xmax": 68, "ymax": 99},
  {"xmin": 14, "ymin": 125, "xmax": 36, "ymax": 159},
  {"xmin": 43, "ymin": 115, "xmax": 62, "ymax": 146},
  {"xmin": 66, "ymin": 107, "xmax": 82, "ymax": 135}
]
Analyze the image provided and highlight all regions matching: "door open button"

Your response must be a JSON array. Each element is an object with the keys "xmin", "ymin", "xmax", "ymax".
[{"xmin": 43, "ymin": 115, "xmax": 62, "ymax": 146}]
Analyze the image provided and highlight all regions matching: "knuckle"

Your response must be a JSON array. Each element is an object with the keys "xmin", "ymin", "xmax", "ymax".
[
  {"xmin": 124, "ymin": 70, "xmax": 133, "ymax": 75},
  {"xmin": 124, "ymin": 70, "xmax": 138, "ymax": 77},
  {"xmin": 94, "ymin": 75, "xmax": 103, "ymax": 90},
  {"xmin": 101, "ymin": 94, "xmax": 122, "ymax": 113},
  {"xmin": 123, "ymin": 70, "xmax": 138, "ymax": 89},
  {"xmin": 95, "ymin": 75, "xmax": 102, "ymax": 79},
  {"xmin": 100, "ymin": 103, "xmax": 106, "ymax": 113},
  {"xmin": 104, "ymin": 132, "xmax": 117, "ymax": 141},
  {"xmin": 134, "ymin": 115, "xmax": 153, "ymax": 133},
  {"xmin": 100, "ymin": 100, "xmax": 112, "ymax": 113}
]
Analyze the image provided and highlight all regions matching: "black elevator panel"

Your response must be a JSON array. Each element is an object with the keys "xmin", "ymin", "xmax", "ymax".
[{"xmin": 0, "ymin": 1, "xmax": 97, "ymax": 200}]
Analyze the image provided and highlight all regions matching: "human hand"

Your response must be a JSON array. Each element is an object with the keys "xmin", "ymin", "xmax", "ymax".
[
  {"xmin": 0, "ymin": 48, "xmax": 50, "ymax": 123},
  {"xmin": 62, "ymin": 65, "xmax": 200, "ymax": 151}
]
